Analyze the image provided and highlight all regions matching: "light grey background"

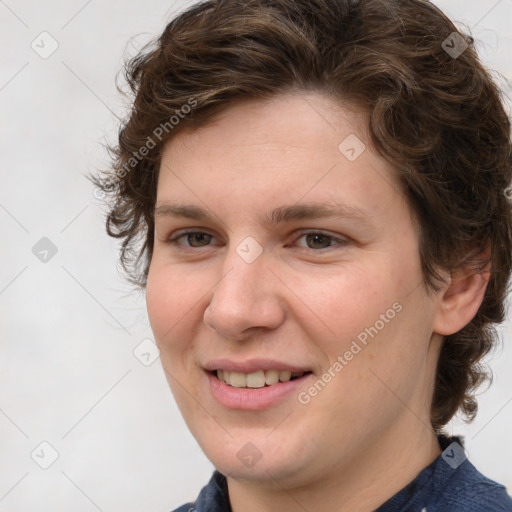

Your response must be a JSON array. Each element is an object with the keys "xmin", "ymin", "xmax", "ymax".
[{"xmin": 1, "ymin": 1, "xmax": 511, "ymax": 511}]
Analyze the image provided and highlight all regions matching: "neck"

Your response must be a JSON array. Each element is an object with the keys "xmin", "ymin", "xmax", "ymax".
[{"xmin": 227, "ymin": 418, "xmax": 442, "ymax": 512}]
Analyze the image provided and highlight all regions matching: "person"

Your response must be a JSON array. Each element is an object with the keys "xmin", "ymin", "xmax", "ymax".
[{"xmin": 89, "ymin": 0, "xmax": 512, "ymax": 510}]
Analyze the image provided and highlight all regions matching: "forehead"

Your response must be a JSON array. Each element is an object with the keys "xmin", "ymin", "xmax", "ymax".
[
  {"xmin": 164, "ymin": 93, "xmax": 370, "ymax": 159},
  {"xmin": 156, "ymin": 92, "xmax": 409, "ymax": 225}
]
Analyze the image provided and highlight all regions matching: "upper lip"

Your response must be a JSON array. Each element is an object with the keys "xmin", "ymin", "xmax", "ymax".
[{"xmin": 203, "ymin": 358, "xmax": 312, "ymax": 373}]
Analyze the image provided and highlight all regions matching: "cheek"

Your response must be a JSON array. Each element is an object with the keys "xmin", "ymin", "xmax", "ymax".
[
  {"xmin": 322, "ymin": 282, "xmax": 437, "ymax": 417},
  {"xmin": 303, "ymin": 261, "xmax": 403, "ymax": 342},
  {"xmin": 145, "ymin": 263, "xmax": 204, "ymax": 349},
  {"xmin": 145, "ymin": 265, "xmax": 206, "ymax": 403},
  {"xmin": 307, "ymin": 252, "xmax": 428, "ymax": 384}
]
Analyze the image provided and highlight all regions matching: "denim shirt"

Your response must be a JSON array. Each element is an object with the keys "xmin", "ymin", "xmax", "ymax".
[{"xmin": 172, "ymin": 435, "xmax": 512, "ymax": 512}]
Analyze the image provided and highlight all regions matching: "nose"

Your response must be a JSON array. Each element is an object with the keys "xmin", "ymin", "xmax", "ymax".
[{"xmin": 203, "ymin": 243, "xmax": 286, "ymax": 340}]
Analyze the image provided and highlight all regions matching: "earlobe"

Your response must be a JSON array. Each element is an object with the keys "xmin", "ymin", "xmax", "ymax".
[{"xmin": 433, "ymin": 257, "xmax": 491, "ymax": 336}]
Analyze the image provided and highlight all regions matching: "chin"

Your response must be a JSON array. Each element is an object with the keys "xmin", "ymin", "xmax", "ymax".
[
  {"xmin": 213, "ymin": 454, "xmax": 300, "ymax": 483},
  {"xmin": 198, "ymin": 431, "xmax": 315, "ymax": 485}
]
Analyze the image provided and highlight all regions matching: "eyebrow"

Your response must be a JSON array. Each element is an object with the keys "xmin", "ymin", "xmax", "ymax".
[{"xmin": 154, "ymin": 201, "xmax": 372, "ymax": 227}]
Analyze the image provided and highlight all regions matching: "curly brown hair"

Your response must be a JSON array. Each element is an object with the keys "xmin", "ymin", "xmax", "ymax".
[{"xmin": 89, "ymin": 0, "xmax": 512, "ymax": 431}]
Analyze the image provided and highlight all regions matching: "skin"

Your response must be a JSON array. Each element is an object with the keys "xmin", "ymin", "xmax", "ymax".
[{"xmin": 145, "ymin": 92, "xmax": 489, "ymax": 512}]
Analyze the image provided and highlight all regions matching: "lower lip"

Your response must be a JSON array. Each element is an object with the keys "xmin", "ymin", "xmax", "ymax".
[{"xmin": 207, "ymin": 371, "xmax": 312, "ymax": 410}]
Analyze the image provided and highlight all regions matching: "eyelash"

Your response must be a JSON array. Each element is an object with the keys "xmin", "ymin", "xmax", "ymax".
[{"xmin": 165, "ymin": 229, "xmax": 349, "ymax": 251}]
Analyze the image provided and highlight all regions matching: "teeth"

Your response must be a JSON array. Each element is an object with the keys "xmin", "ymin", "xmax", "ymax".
[
  {"xmin": 229, "ymin": 372, "xmax": 247, "ymax": 388},
  {"xmin": 216, "ymin": 369, "xmax": 306, "ymax": 388},
  {"xmin": 246, "ymin": 370, "xmax": 266, "ymax": 388},
  {"xmin": 265, "ymin": 369, "xmax": 279, "ymax": 385},
  {"xmin": 279, "ymin": 370, "xmax": 291, "ymax": 382}
]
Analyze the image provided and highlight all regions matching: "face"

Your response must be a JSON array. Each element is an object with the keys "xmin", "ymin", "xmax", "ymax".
[{"xmin": 146, "ymin": 93, "xmax": 445, "ymax": 488}]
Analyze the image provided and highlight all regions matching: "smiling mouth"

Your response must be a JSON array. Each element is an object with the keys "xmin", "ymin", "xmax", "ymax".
[{"xmin": 211, "ymin": 369, "xmax": 312, "ymax": 389}]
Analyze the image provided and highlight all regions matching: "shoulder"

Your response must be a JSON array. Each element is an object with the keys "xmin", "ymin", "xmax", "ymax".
[{"xmin": 433, "ymin": 458, "xmax": 512, "ymax": 512}]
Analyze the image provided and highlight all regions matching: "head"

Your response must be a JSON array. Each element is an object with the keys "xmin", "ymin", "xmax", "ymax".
[{"xmin": 91, "ymin": 0, "xmax": 512, "ymax": 486}]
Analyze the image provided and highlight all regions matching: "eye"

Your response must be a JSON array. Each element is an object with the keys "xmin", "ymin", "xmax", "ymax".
[
  {"xmin": 167, "ymin": 231, "xmax": 216, "ymax": 248},
  {"xmin": 165, "ymin": 229, "xmax": 348, "ymax": 251},
  {"xmin": 293, "ymin": 230, "xmax": 348, "ymax": 250}
]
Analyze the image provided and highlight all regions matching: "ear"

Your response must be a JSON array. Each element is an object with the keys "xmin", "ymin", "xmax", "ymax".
[{"xmin": 433, "ymin": 250, "xmax": 491, "ymax": 336}]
